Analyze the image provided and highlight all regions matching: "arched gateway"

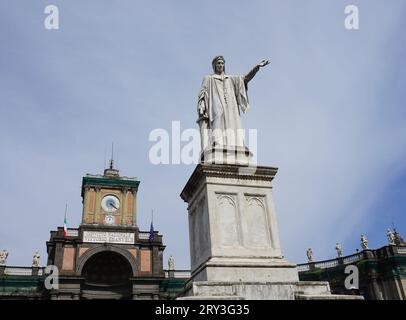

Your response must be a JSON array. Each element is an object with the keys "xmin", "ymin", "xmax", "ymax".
[{"xmin": 81, "ymin": 251, "xmax": 132, "ymax": 299}]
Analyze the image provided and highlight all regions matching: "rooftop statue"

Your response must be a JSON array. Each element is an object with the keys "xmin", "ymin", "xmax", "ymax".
[
  {"xmin": 387, "ymin": 229, "xmax": 396, "ymax": 245},
  {"xmin": 361, "ymin": 234, "xmax": 369, "ymax": 250},
  {"xmin": 168, "ymin": 255, "xmax": 175, "ymax": 270},
  {"xmin": 306, "ymin": 248, "xmax": 314, "ymax": 263},
  {"xmin": 335, "ymin": 243, "xmax": 343, "ymax": 258},
  {"xmin": 0, "ymin": 250, "xmax": 8, "ymax": 266},
  {"xmin": 32, "ymin": 251, "xmax": 40, "ymax": 268}
]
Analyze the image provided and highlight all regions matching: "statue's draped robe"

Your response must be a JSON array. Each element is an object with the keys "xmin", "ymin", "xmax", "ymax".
[{"xmin": 198, "ymin": 74, "xmax": 249, "ymax": 148}]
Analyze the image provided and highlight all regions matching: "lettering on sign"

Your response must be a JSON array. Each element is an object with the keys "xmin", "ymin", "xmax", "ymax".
[{"xmin": 83, "ymin": 231, "xmax": 135, "ymax": 244}]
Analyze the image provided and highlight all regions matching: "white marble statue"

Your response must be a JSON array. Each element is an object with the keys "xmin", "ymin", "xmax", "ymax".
[
  {"xmin": 387, "ymin": 229, "xmax": 396, "ymax": 245},
  {"xmin": 32, "ymin": 251, "xmax": 40, "ymax": 267},
  {"xmin": 197, "ymin": 56, "xmax": 270, "ymax": 151},
  {"xmin": 168, "ymin": 255, "xmax": 175, "ymax": 270},
  {"xmin": 335, "ymin": 243, "xmax": 343, "ymax": 258},
  {"xmin": 306, "ymin": 248, "xmax": 314, "ymax": 263},
  {"xmin": 360, "ymin": 234, "xmax": 369, "ymax": 250},
  {"xmin": 0, "ymin": 249, "xmax": 8, "ymax": 266}
]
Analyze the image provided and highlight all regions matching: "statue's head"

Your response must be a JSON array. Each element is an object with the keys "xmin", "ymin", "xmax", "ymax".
[{"xmin": 212, "ymin": 55, "xmax": 225, "ymax": 74}]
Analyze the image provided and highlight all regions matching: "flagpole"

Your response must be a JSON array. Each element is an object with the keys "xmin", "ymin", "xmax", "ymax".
[
  {"xmin": 63, "ymin": 204, "xmax": 68, "ymax": 238},
  {"xmin": 149, "ymin": 209, "xmax": 154, "ymax": 242}
]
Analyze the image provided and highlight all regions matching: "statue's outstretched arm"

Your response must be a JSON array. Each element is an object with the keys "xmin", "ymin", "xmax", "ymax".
[{"xmin": 244, "ymin": 59, "xmax": 270, "ymax": 85}]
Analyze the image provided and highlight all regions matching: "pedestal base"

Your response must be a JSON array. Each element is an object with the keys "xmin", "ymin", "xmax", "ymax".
[
  {"xmin": 201, "ymin": 146, "xmax": 253, "ymax": 165},
  {"xmin": 191, "ymin": 257, "xmax": 299, "ymax": 283},
  {"xmin": 179, "ymin": 281, "xmax": 364, "ymax": 300}
]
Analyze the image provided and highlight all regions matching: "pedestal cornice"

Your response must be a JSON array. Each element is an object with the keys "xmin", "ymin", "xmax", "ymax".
[{"xmin": 180, "ymin": 164, "xmax": 278, "ymax": 202}]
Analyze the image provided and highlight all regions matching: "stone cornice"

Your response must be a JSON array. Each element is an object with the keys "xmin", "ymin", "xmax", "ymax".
[
  {"xmin": 81, "ymin": 176, "xmax": 140, "ymax": 197},
  {"xmin": 180, "ymin": 164, "xmax": 278, "ymax": 202}
]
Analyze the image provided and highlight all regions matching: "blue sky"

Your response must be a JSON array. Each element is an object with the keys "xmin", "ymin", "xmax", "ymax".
[{"xmin": 0, "ymin": 1, "xmax": 405, "ymax": 269}]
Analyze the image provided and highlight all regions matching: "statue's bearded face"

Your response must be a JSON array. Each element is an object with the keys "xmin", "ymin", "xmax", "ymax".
[{"xmin": 214, "ymin": 59, "xmax": 225, "ymax": 74}]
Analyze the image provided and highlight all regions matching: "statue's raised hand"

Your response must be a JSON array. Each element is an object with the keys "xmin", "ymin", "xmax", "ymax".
[
  {"xmin": 245, "ymin": 59, "xmax": 270, "ymax": 84},
  {"xmin": 258, "ymin": 60, "xmax": 270, "ymax": 67}
]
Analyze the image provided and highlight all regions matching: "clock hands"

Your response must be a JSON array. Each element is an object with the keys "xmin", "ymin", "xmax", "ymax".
[{"xmin": 102, "ymin": 196, "xmax": 119, "ymax": 212}]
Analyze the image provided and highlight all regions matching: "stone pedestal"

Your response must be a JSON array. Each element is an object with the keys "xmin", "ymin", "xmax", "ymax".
[
  {"xmin": 31, "ymin": 267, "xmax": 39, "ymax": 276},
  {"xmin": 0, "ymin": 266, "xmax": 5, "ymax": 276},
  {"xmin": 181, "ymin": 164, "xmax": 296, "ymax": 281},
  {"xmin": 179, "ymin": 162, "xmax": 363, "ymax": 300}
]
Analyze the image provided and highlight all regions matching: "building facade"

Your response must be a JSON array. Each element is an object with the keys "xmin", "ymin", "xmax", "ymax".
[
  {"xmin": 0, "ymin": 164, "xmax": 189, "ymax": 300},
  {"xmin": 298, "ymin": 244, "xmax": 406, "ymax": 300}
]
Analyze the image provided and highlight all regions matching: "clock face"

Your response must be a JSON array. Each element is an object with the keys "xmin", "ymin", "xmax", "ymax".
[
  {"xmin": 101, "ymin": 195, "xmax": 120, "ymax": 213},
  {"xmin": 104, "ymin": 215, "xmax": 115, "ymax": 225}
]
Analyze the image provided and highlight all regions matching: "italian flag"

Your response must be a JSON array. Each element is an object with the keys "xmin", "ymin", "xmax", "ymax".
[{"xmin": 63, "ymin": 205, "xmax": 68, "ymax": 238}]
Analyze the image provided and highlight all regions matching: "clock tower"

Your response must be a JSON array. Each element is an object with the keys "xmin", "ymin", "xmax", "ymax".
[{"xmin": 81, "ymin": 160, "xmax": 139, "ymax": 227}]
